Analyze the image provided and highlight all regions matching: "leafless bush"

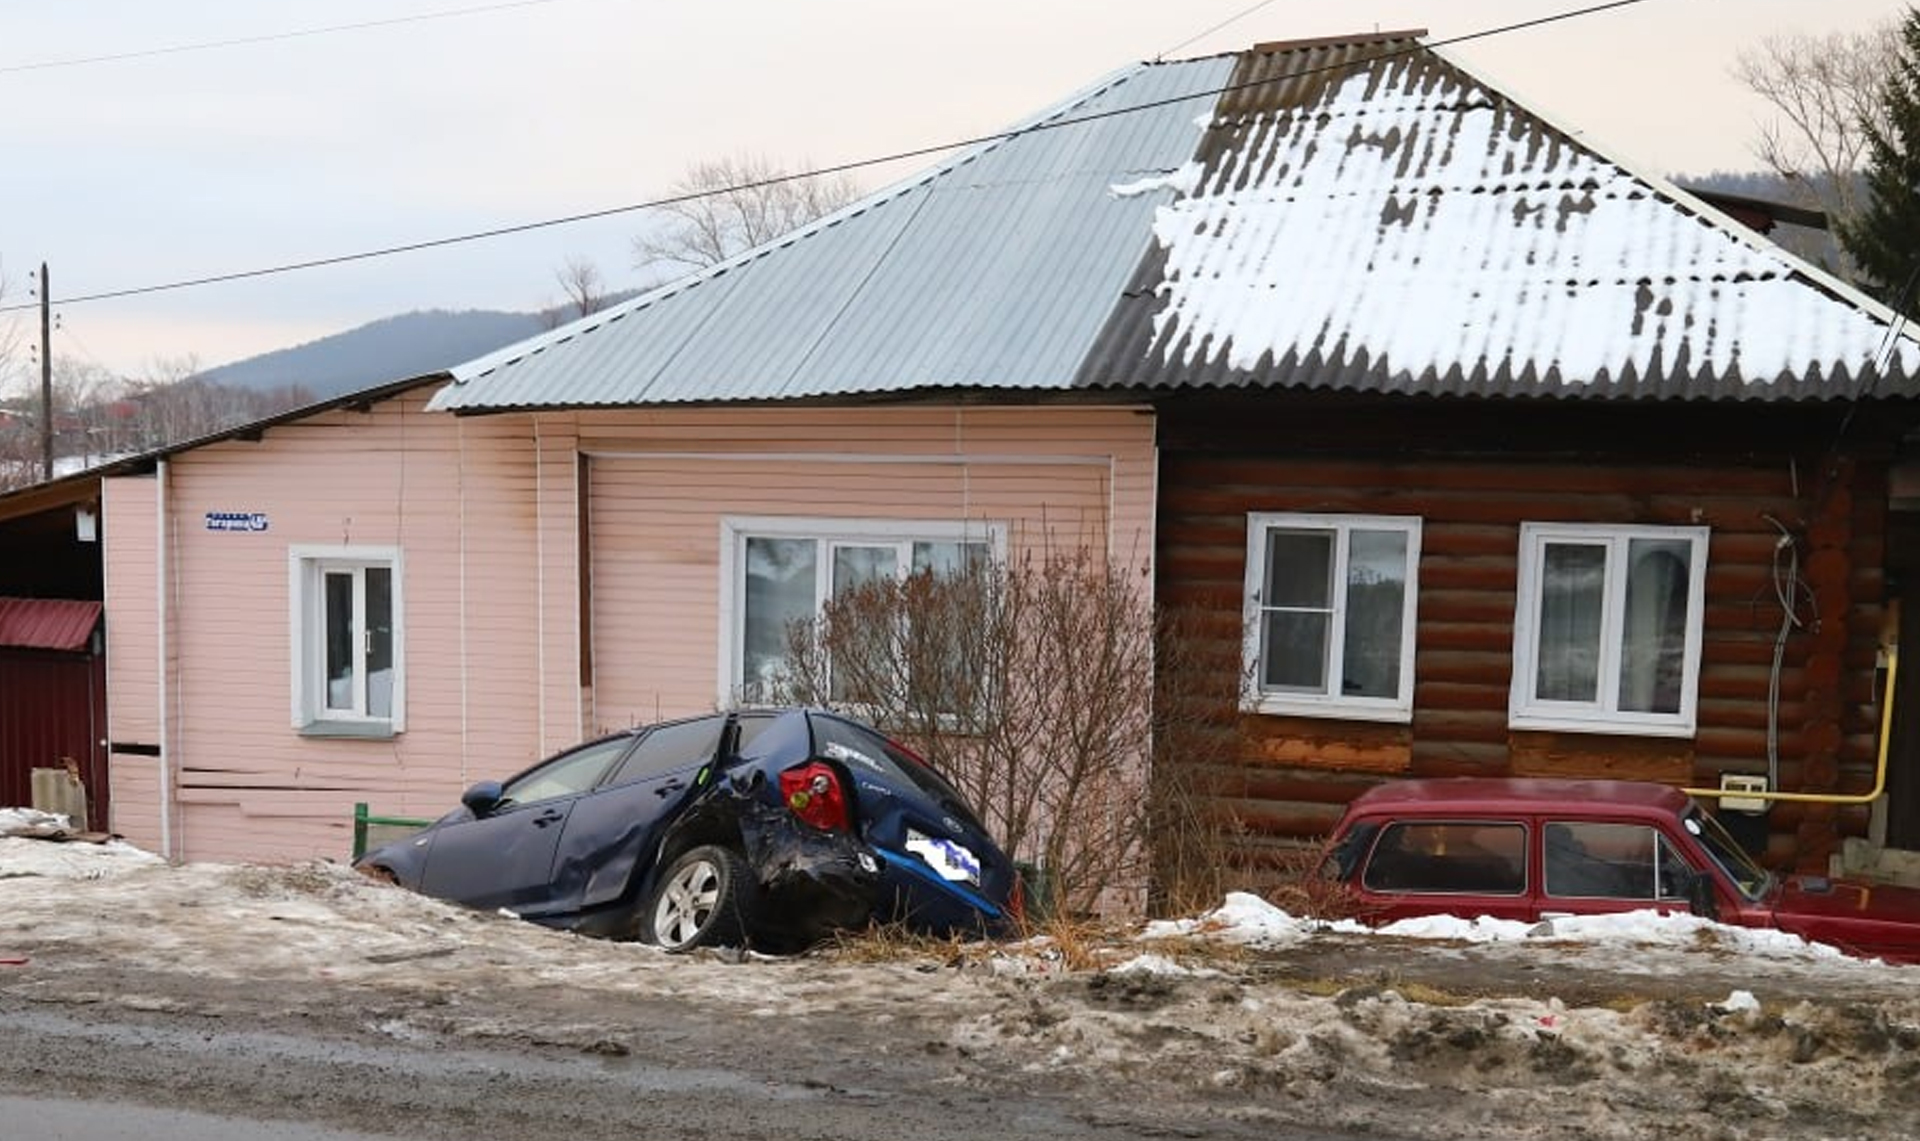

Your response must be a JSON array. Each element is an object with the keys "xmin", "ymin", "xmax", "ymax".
[
  {"xmin": 1145, "ymin": 605, "xmax": 1259, "ymax": 917},
  {"xmin": 1258, "ymin": 838, "xmax": 1378, "ymax": 924},
  {"xmin": 775, "ymin": 544, "xmax": 1260, "ymax": 920},
  {"xmin": 776, "ymin": 545, "xmax": 1157, "ymax": 917}
]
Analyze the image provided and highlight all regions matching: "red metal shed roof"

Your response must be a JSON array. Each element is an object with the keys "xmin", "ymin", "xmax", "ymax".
[{"xmin": 0, "ymin": 597, "xmax": 101, "ymax": 651}]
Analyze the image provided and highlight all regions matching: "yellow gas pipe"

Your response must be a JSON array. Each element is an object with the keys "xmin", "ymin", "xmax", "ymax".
[{"xmin": 1683, "ymin": 646, "xmax": 1897, "ymax": 807}]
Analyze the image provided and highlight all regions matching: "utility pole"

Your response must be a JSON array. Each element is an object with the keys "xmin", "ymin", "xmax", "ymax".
[{"xmin": 38, "ymin": 262, "xmax": 51, "ymax": 481}]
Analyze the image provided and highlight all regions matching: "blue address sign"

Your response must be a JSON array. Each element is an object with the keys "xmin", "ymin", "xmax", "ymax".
[{"xmin": 205, "ymin": 512, "xmax": 270, "ymax": 533}]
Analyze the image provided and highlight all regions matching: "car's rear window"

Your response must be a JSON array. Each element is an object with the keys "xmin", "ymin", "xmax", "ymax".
[
  {"xmin": 810, "ymin": 714, "xmax": 985, "ymax": 833},
  {"xmin": 1361, "ymin": 820, "xmax": 1527, "ymax": 895}
]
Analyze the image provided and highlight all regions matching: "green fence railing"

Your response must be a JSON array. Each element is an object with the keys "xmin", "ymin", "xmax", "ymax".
[{"xmin": 351, "ymin": 802, "xmax": 432, "ymax": 860}]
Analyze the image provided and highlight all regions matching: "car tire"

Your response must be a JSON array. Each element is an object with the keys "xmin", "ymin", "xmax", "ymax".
[{"xmin": 642, "ymin": 845, "xmax": 755, "ymax": 952}]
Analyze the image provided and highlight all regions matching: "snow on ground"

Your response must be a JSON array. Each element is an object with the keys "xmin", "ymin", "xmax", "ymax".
[
  {"xmin": 4, "ymin": 821, "xmax": 1919, "ymax": 1140},
  {"xmin": 1144, "ymin": 889, "xmax": 1863, "ymax": 965},
  {"xmin": 0, "ymin": 811, "xmax": 166, "ymax": 880}
]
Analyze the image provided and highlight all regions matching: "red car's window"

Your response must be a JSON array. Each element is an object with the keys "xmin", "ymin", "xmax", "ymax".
[
  {"xmin": 1360, "ymin": 821, "xmax": 1526, "ymax": 895},
  {"xmin": 1543, "ymin": 821, "xmax": 1693, "ymax": 900}
]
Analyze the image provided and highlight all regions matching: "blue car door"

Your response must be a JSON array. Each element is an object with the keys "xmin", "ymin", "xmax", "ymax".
[
  {"xmin": 417, "ymin": 736, "xmax": 635, "ymax": 913},
  {"xmin": 557, "ymin": 714, "xmax": 733, "ymax": 910}
]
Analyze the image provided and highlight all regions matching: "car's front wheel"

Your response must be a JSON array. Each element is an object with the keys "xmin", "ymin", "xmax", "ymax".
[{"xmin": 642, "ymin": 845, "xmax": 754, "ymax": 952}]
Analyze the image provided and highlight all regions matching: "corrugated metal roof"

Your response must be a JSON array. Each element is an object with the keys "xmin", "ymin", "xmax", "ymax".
[
  {"xmin": 0, "ymin": 598, "xmax": 101, "ymax": 652},
  {"xmin": 431, "ymin": 35, "xmax": 1920, "ymax": 413},
  {"xmin": 432, "ymin": 56, "xmax": 1236, "ymax": 411},
  {"xmin": 1078, "ymin": 39, "xmax": 1920, "ymax": 399}
]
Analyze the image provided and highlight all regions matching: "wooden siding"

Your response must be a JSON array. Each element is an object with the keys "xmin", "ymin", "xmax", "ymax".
[
  {"xmin": 1156, "ymin": 395, "xmax": 1904, "ymax": 880},
  {"xmin": 128, "ymin": 390, "xmax": 550, "ymax": 863},
  {"xmin": 531, "ymin": 416, "xmax": 588, "ymax": 752},
  {"xmin": 107, "ymin": 751, "xmax": 162, "ymax": 853},
  {"xmin": 574, "ymin": 405, "xmax": 1157, "ymax": 728},
  {"xmin": 103, "ymin": 477, "xmax": 159, "ymax": 745},
  {"xmin": 102, "ymin": 474, "xmax": 161, "ymax": 845}
]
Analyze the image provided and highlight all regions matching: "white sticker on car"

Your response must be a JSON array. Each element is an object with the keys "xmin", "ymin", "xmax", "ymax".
[
  {"xmin": 906, "ymin": 828, "xmax": 980, "ymax": 885},
  {"xmin": 824, "ymin": 741, "xmax": 885, "ymax": 772}
]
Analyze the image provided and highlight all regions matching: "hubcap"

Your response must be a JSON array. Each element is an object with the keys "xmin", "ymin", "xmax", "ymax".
[{"xmin": 654, "ymin": 858, "xmax": 721, "ymax": 948}]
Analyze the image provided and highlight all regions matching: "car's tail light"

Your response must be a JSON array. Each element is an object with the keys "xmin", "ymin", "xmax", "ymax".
[
  {"xmin": 1007, "ymin": 870, "xmax": 1028, "ymax": 925},
  {"xmin": 781, "ymin": 761, "xmax": 850, "ymax": 831}
]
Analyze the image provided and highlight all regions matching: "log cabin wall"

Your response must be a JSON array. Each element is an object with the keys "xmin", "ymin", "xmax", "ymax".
[{"xmin": 1153, "ymin": 394, "xmax": 1912, "ymax": 884}]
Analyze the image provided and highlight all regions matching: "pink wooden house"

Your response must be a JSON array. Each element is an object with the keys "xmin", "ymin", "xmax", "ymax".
[{"xmin": 95, "ymin": 393, "xmax": 1152, "ymax": 861}]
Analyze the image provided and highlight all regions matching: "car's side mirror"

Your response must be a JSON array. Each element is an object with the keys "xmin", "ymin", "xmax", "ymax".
[
  {"xmin": 461, "ymin": 780, "xmax": 505, "ymax": 817},
  {"xmin": 1684, "ymin": 869, "xmax": 1720, "ymax": 921}
]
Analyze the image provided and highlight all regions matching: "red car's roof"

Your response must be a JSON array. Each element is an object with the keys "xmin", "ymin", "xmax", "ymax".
[{"xmin": 1343, "ymin": 777, "xmax": 1693, "ymax": 819}]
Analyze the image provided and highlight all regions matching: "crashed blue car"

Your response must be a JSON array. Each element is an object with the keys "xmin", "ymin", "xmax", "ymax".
[{"xmin": 355, "ymin": 708, "xmax": 1021, "ymax": 951}]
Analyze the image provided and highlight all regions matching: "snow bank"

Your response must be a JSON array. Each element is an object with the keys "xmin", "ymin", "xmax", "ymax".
[
  {"xmin": 0, "ymin": 807, "xmax": 77, "ymax": 838},
  {"xmin": 1146, "ymin": 890, "xmax": 1871, "ymax": 966},
  {"xmin": 0, "ymin": 809, "xmax": 167, "ymax": 880}
]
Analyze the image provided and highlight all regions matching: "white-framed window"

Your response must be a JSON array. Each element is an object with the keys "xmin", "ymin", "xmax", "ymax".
[
  {"xmin": 289, "ymin": 545, "xmax": 404, "ymax": 737},
  {"xmin": 1241, "ymin": 513, "xmax": 1421, "ymax": 722},
  {"xmin": 1510, "ymin": 522, "xmax": 1708, "ymax": 737},
  {"xmin": 718, "ymin": 517, "xmax": 1004, "ymax": 706}
]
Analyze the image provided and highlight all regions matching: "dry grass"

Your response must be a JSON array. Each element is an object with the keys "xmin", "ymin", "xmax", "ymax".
[
  {"xmin": 815, "ymin": 912, "xmax": 1147, "ymax": 973},
  {"xmin": 1011, "ymin": 912, "xmax": 1141, "ymax": 972},
  {"xmin": 814, "ymin": 922, "xmax": 983, "ymax": 966},
  {"xmin": 1268, "ymin": 974, "xmax": 1473, "ymax": 1007},
  {"xmin": 1380, "ymin": 979, "xmax": 1479, "ymax": 1007}
]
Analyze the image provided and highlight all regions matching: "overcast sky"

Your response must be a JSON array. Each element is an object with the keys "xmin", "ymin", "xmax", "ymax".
[{"xmin": 0, "ymin": 0, "xmax": 1907, "ymax": 384}]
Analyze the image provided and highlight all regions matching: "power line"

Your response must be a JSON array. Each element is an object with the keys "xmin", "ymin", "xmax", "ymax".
[
  {"xmin": 0, "ymin": 0, "xmax": 1664, "ymax": 314},
  {"xmin": 1155, "ymin": 0, "xmax": 1284, "ymax": 62},
  {"xmin": 0, "ymin": 1, "xmax": 576, "ymax": 76}
]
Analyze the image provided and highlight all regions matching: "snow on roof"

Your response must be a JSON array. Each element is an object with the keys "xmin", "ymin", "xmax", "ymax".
[
  {"xmin": 432, "ymin": 35, "xmax": 1920, "ymax": 414},
  {"xmin": 1087, "ymin": 41, "xmax": 1920, "ymax": 398}
]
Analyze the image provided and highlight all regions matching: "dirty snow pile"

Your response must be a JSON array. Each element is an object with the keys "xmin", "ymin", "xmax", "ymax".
[
  {"xmin": 0, "ymin": 809, "xmax": 166, "ymax": 880},
  {"xmin": 1141, "ymin": 889, "xmax": 1860, "ymax": 965}
]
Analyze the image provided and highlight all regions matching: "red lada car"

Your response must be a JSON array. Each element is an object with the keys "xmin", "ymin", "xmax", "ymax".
[{"xmin": 1321, "ymin": 777, "xmax": 1920, "ymax": 964}]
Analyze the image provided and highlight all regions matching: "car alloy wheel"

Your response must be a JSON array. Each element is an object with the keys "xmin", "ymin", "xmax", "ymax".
[{"xmin": 645, "ymin": 845, "xmax": 752, "ymax": 952}]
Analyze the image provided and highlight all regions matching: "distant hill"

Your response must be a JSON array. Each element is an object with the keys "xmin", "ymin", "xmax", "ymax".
[
  {"xmin": 199, "ymin": 288, "xmax": 649, "ymax": 401},
  {"xmin": 199, "ymin": 308, "xmax": 551, "ymax": 400}
]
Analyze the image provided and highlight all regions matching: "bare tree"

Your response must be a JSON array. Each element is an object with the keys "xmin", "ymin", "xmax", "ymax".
[
  {"xmin": 121, "ymin": 353, "xmax": 312, "ymax": 450},
  {"xmin": 632, "ymin": 154, "xmax": 861, "ymax": 277},
  {"xmin": 0, "ymin": 349, "xmax": 321, "ymax": 490},
  {"xmin": 1733, "ymin": 23, "xmax": 1899, "ymax": 269},
  {"xmin": 544, "ymin": 256, "xmax": 611, "ymax": 328},
  {"xmin": 0, "ymin": 356, "xmax": 117, "ymax": 489}
]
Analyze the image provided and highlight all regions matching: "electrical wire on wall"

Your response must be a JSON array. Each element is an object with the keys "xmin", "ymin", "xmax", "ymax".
[{"xmin": 1761, "ymin": 512, "xmax": 1816, "ymax": 793}]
